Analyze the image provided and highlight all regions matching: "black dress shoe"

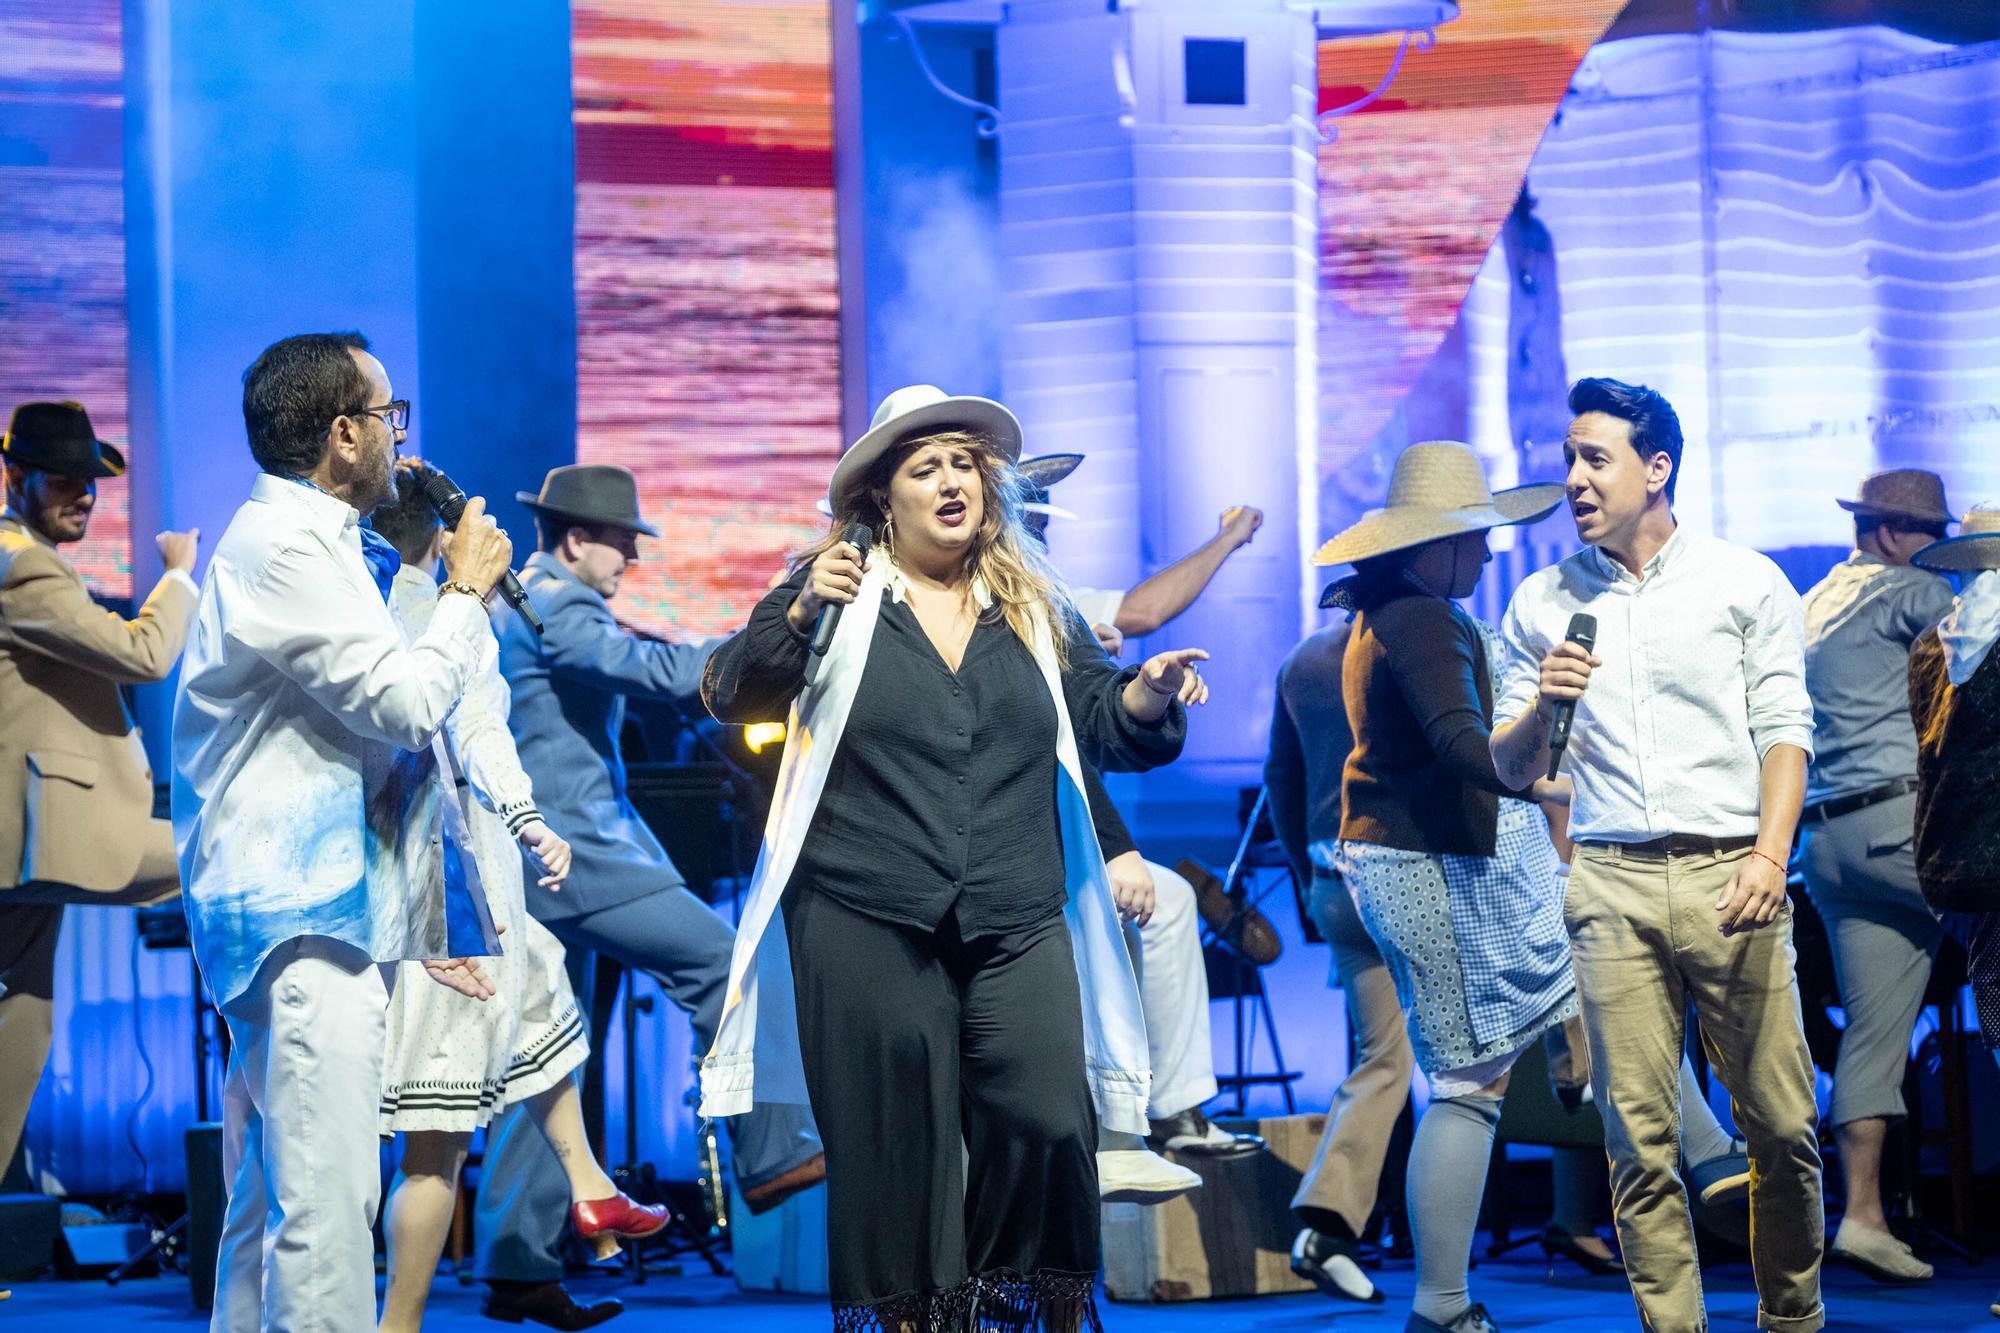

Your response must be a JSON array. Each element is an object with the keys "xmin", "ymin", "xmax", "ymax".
[
  {"xmin": 1290, "ymin": 1227, "xmax": 1384, "ymax": 1304},
  {"xmin": 1147, "ymin": 1108, "xmax": 1265, "ymax": 1158},
  {"xmin": 481, "ymin": 1280, "xmax": 624, "ymax": 1330},
  {"xmin": 1538, "ymin": 1225, "xmax": 1624, "ymax": 1277}
]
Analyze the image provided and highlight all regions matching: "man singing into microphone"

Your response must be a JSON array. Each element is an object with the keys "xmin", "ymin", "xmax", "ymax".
[
  {"xmin": 175, "ymin": 332, "xmax": 514, "ymax": 1328},
  {"xmin": 1489, "ymin": 378, "xmax": 1824, "ymax": 1333}
]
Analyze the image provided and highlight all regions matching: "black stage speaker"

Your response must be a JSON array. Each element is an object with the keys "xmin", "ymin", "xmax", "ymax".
[
  {"xmin": 624, "ymin": 762, "xmax": 743, "ymax": 902},
  {"xmin": 185, "ymin": 1121, "xmax": 224, "ymax": 1309},
  {"xmin": 0, "ymin": 1192, "xmax": 60, "ymax": 1280}
]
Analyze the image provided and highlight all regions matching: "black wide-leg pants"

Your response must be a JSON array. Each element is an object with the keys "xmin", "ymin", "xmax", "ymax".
[{"xmin": 783, "ymin": 885, "xmax": 1101, "ymax": 1328}]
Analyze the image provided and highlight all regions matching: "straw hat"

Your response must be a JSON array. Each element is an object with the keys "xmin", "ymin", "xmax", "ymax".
[
  {"xmin": 1837, "ymin": 469, "xmax": 1956, "ymax": 526},
  {"xmin": 1912, "ymin": 504, "xmax": 2000, "ymax": 573},
  {"xmin": 1312, "ymin": 442, "xmax": 1564, "ymax": 567},
  {"xmin": 828, "ymin": 385, "xmax": 1022, "ymax": 515}
]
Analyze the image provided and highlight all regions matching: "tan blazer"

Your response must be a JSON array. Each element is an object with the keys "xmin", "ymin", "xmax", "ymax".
[{"xmin": 0, "ymin": 513, "xmax": 195, "ymax": 893}]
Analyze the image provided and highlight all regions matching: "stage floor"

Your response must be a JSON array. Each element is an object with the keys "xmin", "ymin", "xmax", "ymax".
[{"xmin": 2, "ymin": 1251, "xmax": 1994, "ymax": 1331}]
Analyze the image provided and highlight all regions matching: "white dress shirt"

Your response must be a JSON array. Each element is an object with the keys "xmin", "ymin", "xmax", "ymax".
[
  {"xmin": 1069, "ymin": 586, "xmax": 1126, "ymax": 631},
  {"xmin": 1493, "ymin": 528, "xmax": 1815, "ymax": 844},
  {"xmin": 172, "ymin": 474, "xmax": 490, "ymax": 1008}
]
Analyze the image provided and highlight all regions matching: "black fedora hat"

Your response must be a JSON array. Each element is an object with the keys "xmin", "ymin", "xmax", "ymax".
[
  {"xmin": 2, "ymin": 401, "xmax": 127, "ymax": 479},
  {"xmin": 516, "ymin": 464, "xmax": 659, "ymax": 537}
]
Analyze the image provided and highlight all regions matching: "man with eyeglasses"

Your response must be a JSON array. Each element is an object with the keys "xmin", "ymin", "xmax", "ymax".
[{"xmin": 172, "ymin": 331, "xmax": 515, "ymax": 1328}]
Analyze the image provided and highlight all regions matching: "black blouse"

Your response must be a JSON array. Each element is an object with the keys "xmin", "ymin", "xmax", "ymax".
[{"xmin": 703, "ymin": 571, "xmax": 1183, "ymax": 937}]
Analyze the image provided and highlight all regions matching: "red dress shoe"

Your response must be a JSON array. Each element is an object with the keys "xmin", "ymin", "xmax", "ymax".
[{"xmin": 570, "ymin": 1192, "xmax": 670, "ymax": 1261}]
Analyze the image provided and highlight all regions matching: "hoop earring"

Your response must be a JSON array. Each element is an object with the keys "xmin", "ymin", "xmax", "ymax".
[{"xmin": 880, "ymin": 513, "xmax": 896, "ymax": 557}]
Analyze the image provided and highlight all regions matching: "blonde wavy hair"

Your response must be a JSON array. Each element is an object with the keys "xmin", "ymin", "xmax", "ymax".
[{"xmin": 796, "ymin": 429, "xmax": 1075, "ymax": 666}]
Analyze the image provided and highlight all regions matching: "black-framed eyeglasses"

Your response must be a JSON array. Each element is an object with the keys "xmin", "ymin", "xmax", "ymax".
[{"xmin": 350, "ymin": 399, "xmax": 410, "ymax": 432}]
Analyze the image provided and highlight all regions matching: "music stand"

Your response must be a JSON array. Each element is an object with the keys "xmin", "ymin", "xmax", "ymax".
[{"xmin": 1202, "ymin": 787, "xmax": 1303, "ymax": 1115}]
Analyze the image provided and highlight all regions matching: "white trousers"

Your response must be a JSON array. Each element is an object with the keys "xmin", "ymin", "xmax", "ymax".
[
  {"xmin": 212, "ymin": 936, "xmax": 391, "ymax": 1333},
  {"xmin": 1124, "ymin": 859, "xmax": 1217, "ymax": 1119}
]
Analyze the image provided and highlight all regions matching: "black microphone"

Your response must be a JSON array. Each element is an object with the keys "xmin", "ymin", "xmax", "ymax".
[
  {"xmin": 803, "ymin": 522, "xmax": 874, "ymax": 686},
  {"xmin": 1545, "ymin": 612, "xmax": 1597, "ymax": 780},
  {"xmin": 413, "ymin": 465, "xmax": 543, "ymax": 636}
]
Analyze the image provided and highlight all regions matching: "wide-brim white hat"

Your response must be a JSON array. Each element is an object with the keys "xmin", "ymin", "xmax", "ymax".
[
  {"xmin": 1313, "ymin": 441, "xmax": 1564, "ymax": 567},
  {"xmin": 1913, "ymin": 504, "xmax": 2000, "ymax": 573},
  {"xmin": 828, "ymin": 384, "xmax": 1023, "ymax": 515}
]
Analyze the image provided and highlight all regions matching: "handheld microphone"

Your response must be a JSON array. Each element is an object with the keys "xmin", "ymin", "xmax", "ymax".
[
  {"xmin": 1544, "ymin": 612, "xmax": 1597, "ymax": 780},
  {"xmin": 803, "ymin": 522, "xmax": 875, "ymax": 686},
  {"xmin": 413, "ymin": 465, "xmax": 544, "ymax": 636}
]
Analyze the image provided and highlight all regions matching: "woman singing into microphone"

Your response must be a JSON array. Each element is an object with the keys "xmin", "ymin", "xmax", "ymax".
[{"xmin": 701, "ymin": 386, "xmax": 1205, "ymax": 1331}]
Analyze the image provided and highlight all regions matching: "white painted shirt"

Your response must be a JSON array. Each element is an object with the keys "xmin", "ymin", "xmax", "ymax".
[
  {"xmin": 1493, "ymin": 527, "xmax": 1815, "ymax": 844},
  {"xmin": 171, "ymin": 475, "xmax": 490, "ymax": 1008},
  {"xmin": 1069, "ymin": 586, "xmax": 1126, "ymax": 632}
]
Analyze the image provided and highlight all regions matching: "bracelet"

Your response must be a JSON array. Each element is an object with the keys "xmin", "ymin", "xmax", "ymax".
[
  {"xmin": 1748, "ymin": 848, "xmax": 1786, "ymax": 875},
  {"xmin": 1139, "ymin": 670, "xmax": 1177, "ymax": 699},
  {"xmin": 438, "ymin": 579, "xmax": 483, "ymax": 601}
]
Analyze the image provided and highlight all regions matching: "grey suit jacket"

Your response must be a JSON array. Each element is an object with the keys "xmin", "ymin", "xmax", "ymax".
[{"xmin": 495, "ymin": 551, "xmax": 719, "ymax": 921}]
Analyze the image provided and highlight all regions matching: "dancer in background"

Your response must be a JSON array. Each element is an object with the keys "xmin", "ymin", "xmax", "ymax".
[
  {"xmin": 1265, "ymin": 614, "xmax": 1415, "ymax": 1304},
  {"xmin": 1907, "ymin": 506, "xmax": 2000, "ymax": 1324},
  {"xmin": 702, "ymin": 385, "xmax": 1200, "ymax": 1331},
  {"xmin": 476, "ymin": 463, "xmax": 824, "ymax": 1331},
  {"xmin": 1491, "ymin": 377, "xmax": 1824, "ymax": 1333},
  {"xmin": 1799, "ymin": 469, "xmax": 1955, "ymax": 1285},
  {"xmin": 1, "ymin": 400, "xmax": 197, "ymax": 1185},
  {"xmin": 1018, "ymin": 453, "xmax": 1265, "ymax": 1198},
  {"xmin": 173, "ymin": 333, "xmax": 510, "ymax": 1329},
  {"xmin": 370, "ymin": 468, "xmax": 664, "ymax": 1333},
  {"xmin": 1316, "ymin": 442, "xmax": 1577, "ymax": 1333}
]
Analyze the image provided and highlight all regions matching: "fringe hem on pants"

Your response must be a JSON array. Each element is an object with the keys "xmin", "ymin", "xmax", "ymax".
[{"xmin": 830, "ymin": 1268, "xmax": 1103, "ymax": 1333}]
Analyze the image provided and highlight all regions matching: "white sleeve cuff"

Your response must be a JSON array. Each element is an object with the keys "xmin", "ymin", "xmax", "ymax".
[
  {"xmin": 162, "ymin": 568, "xmax": 200, "ymax": 598},
  {"xmin": 1753, "ymin": 728, "xmax": 1815, "ymax": 764}
]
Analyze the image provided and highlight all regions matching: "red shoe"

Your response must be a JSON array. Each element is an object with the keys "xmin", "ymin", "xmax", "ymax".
[{"xmin": 571, "ymin": 1192, "xmax": 670, "ymax": 1261}]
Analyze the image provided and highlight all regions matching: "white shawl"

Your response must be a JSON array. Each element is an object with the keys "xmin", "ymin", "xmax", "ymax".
[
  {"xmin": 1940, "ymin": 569, "xmax": 2000, "ymax": 687},
  {"xmin": 698, "ymin": 557, "xmax": 1153, "ymax": 1134}
]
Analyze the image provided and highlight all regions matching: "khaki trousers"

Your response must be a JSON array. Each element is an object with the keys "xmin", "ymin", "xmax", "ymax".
[
  {"xmin": 1567, "ymin": 844, "xmax": 1824, "ymax": 1333},
  {"xmin": 1292, "ymin": 870, "xmax": 1415, "ymax": 1234}
]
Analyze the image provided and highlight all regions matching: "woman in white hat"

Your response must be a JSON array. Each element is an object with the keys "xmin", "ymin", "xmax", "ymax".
[
  {"xmin": 700, "ymin": 386, "xmax": 1206, "ymax": 1331},
  {"xmin": 1316, "ymin": 442, "xmax": 1577, "ymax": 1333}
]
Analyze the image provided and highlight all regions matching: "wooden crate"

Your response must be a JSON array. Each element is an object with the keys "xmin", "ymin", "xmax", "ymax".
[{"xmin": 1102, "ymin": 1113, "xmax": 1324, "ymax": 1303}]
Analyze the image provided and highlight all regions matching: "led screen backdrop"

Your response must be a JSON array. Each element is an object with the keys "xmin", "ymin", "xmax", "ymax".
[
  {"xmin": 1316, "ymin": 3, "xmax": 2000, "ymax": 582},
  {"xmin": 1313, "ymin": 2, "xmax": 1624, "ymax": 525},
  {"xmin": 0, "ymin": 0, "xmax": 130, "ymax": 596},
  {"xmin": 571, "ymin": 0, "xmax": 842, "ymax": 639}
]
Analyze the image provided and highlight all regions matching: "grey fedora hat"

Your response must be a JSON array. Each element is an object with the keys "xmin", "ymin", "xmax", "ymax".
[
  {"xmin": 516, "ymin": 464, "xmax": 659, "ymax": 537},
  {"xmin": 1019, "ymin": 453, "xmax": 1083, "ymax": 521}
]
